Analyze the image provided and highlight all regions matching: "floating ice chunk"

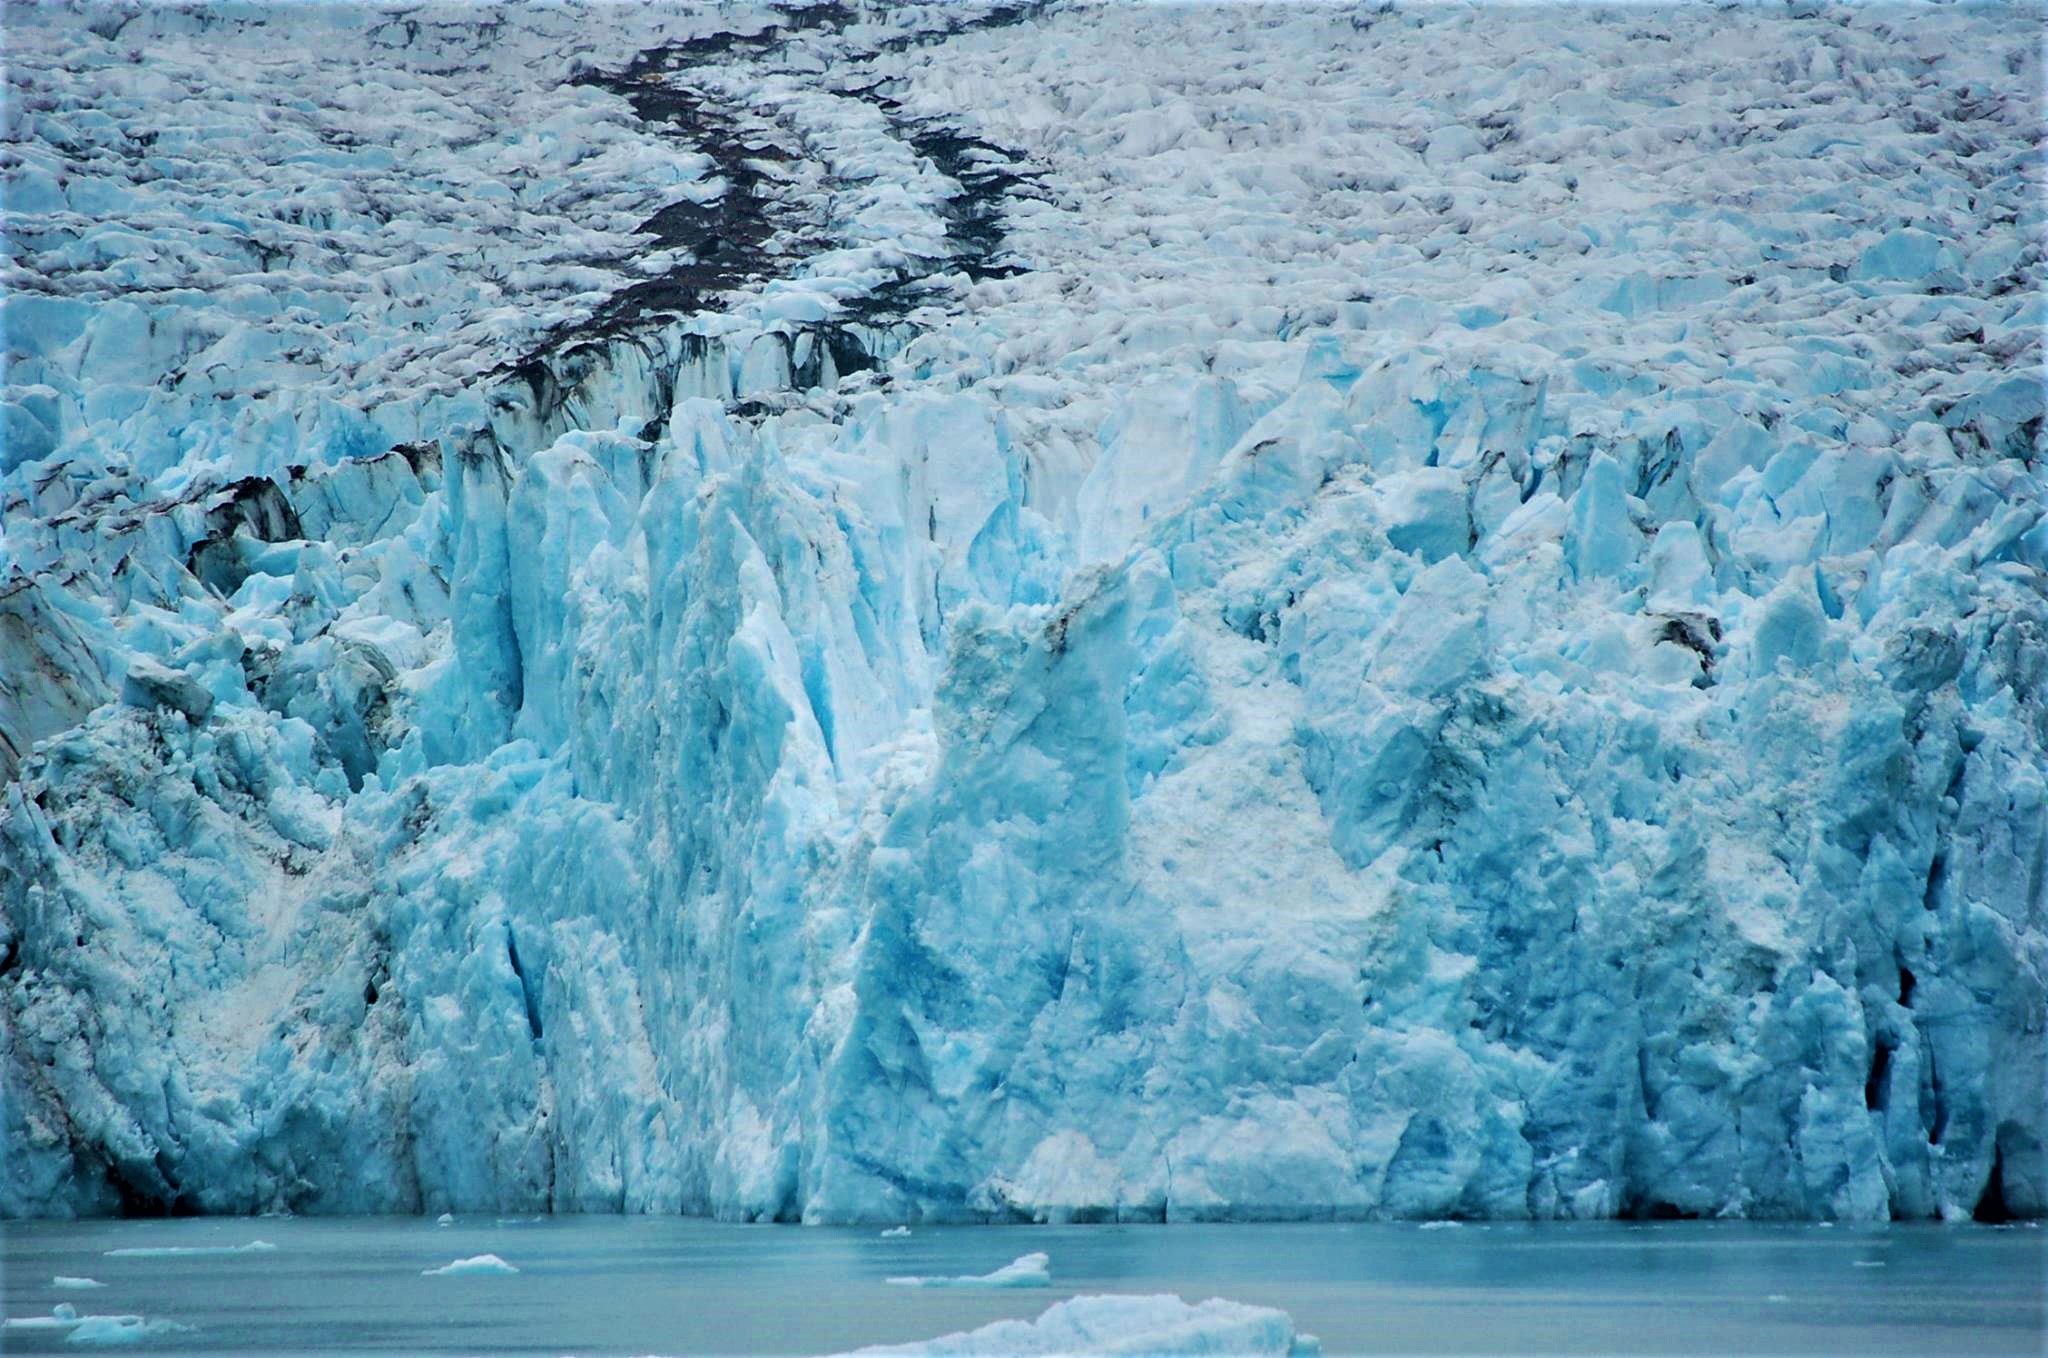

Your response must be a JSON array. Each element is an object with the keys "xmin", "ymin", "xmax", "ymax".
[
  {"xmin": 886, "ymin": 1252, "xmax": 1051, "ymax": 1289},
  {"xmin": 880, "ymin": 1226, "xmax": 912, "ymax": 1237},
  {"xmin": 65, "ymin": 1313, "xmax": 187, "ymax": 1347},
  {"xmin": 826, "ymin": 1293, "xmax": 1318, "ymax": 1356},
  {"xmin": 2, "ymin": 1303, "xmax": 80, "ymax": 1331},
  {"xmin": 0, "ymin": 1306, "xmax": 188, "ymax": 1347},
  {"xmin": 52, "ymin": 1278, "xmax": 106, "ymax": 1289},
  {"xmin": 436, "ymin": 1214, "xmax": 455, "ymax": 1227},
  {"xmin": 1417, "ymin": 1220, "xmax": 1463, "ymax": 1230},
  {"xmin": 421, "ymin": 1254, "xmax": 519, "ymax": 1277},
  {"xmin": 103, "ymin": 1240, "xmax": 276, "ymax": 1258}
]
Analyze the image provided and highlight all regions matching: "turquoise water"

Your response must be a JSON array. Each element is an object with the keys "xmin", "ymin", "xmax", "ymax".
[{"xmin": 1, "ymin": 1217, "xmax": 2041, "ymax": 1355}]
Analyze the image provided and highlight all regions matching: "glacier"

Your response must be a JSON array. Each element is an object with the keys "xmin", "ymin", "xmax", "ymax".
[{"xmin": 1, "ymin": 0, "xmax": 2044, "ymax": 1229}]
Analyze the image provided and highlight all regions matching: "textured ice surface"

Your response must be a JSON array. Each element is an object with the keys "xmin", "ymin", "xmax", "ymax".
[
  {"xmin": 0, "ymin": 1, "xmax": 740, "ymax": 488},
  {"xmin": 2, "ymin": 0, "xmax": 2044, "ymax": 1225},
  {"xmin": 826, "ymin": 1293, "xmax": 1318, "ymax": 1357}
]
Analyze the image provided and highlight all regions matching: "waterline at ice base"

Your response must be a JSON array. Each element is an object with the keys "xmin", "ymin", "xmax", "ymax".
[{"xmin": 2, "ymin": 0, "xmax": 2042, "ymax": 1257}]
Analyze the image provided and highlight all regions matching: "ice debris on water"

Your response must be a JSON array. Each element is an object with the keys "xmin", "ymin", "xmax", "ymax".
[
  {"xmin": 881, "ymin": 1226, "xmax": 913, "ymax": 1238},
  {"xmin": 887, "ymin": 1252, "xmax": 1052, "ymax": 1289},
  {"xmin": 825, "ymin": 1293, "xmax": 1319, "ymax": 1356},
  {"xmin": 51, "ymin": 1278, "xmax": 106, "ymax": 1290},
  {"xmin": 421, "ymin": 1254, "xmax": 520, "ymax": 1277}
]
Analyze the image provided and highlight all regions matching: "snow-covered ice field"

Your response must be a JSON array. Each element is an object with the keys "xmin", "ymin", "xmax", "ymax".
[{"xmin": 2, "ymin": 0, "xmax": 2044, "ymax": 1237}]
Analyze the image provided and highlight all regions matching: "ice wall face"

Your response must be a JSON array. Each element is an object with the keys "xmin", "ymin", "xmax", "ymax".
[{"xmin": 3, "ymin": 1, "xmax": 2044, "ymax": 1223}]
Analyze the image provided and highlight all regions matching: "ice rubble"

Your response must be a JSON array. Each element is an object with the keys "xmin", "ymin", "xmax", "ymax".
[
  {"xmin": 2, "ymin": 1, "xmax": 2044, "ymax": 1226},
  {"xmin": 824, "ymin": 1293, "xmax": 1318, "ymax": 1357}
]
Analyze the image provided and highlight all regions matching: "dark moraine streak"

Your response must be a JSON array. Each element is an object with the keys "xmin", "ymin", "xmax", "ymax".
[{"xmin": 510, "ymin": 1, "xmax": 1048, "ymax": 396}]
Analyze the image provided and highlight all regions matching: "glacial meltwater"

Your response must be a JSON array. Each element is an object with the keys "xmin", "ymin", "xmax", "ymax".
[{"xmin": 1, "ymin": 1217, "xmax": 2040, "ymax": 1355}]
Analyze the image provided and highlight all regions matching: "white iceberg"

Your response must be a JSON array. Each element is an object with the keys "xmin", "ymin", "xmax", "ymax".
[
  {"xmin": 421, "ymin": 1254, "xmax": 519, "ymax": 1277},
  {"xmin": 51, "ymin": 1278, "xmax": 106, "ymax": 1290},
  {"xmin": 887, "ymin": 1252, "xmax": 1051, "ymax": 1289},
  {"xmin": 827, "ymin": 1293, "xmax": 1318, "ymax": 1356}
]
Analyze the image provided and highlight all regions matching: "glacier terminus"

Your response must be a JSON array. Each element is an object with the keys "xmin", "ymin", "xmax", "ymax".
[{"xmin": 1, "ymin": 0, "xmax": 2043, "ymax": 1235}]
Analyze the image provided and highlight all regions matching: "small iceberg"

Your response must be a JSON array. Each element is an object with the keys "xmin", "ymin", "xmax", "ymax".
[
  {"xmin": 880, "ymin": 1226, "xmax": 912, "ymax": 1238},
  {"xmin": 68, "ymin": 1314, "xmax": 184, "ymax": 1347},
  {"xmin": 104, "ymin": 1240, "xmax": 276, "ymax": 1258},
  {"xmin": 52, "ymin": 1277, "xmax": 106, "ymax": 1290},
  {"xmin": 1417, "ymin": 1221, "xmax": 1463, "ymax": 1231},
  {"xmin": 422, "ymin": 1254, "xmax": 519, "ymax": 1277},
  {"xmin": 435, "ymin": 1213, "xmax": 455, "ymax": 1227},
  {"xmin": 2, "ymin": 1304, "xmax": 190, "ymax": 1347},
  {"xmin": 886, "ymin": 1252, "xmax": 1051, "ymax": 1289},
  {"xmin": 825, "ymin": 1293, "xmax": 1319, "ymax": 1355},
  {"xmin": 2, "ymin": 1304, "xmax": 84, "ymax": 1334}
]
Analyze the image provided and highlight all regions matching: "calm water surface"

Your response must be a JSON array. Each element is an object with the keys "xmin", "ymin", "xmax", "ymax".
[{"xmin": 1, "ymin": 1217, "xmax": 2041, "ymax": 1355}]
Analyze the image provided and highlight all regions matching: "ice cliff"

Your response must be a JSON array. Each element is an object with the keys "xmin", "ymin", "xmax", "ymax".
[{"xmin": 2, "ymin": 1, "xmax": 2043, "ymax": 1224}]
